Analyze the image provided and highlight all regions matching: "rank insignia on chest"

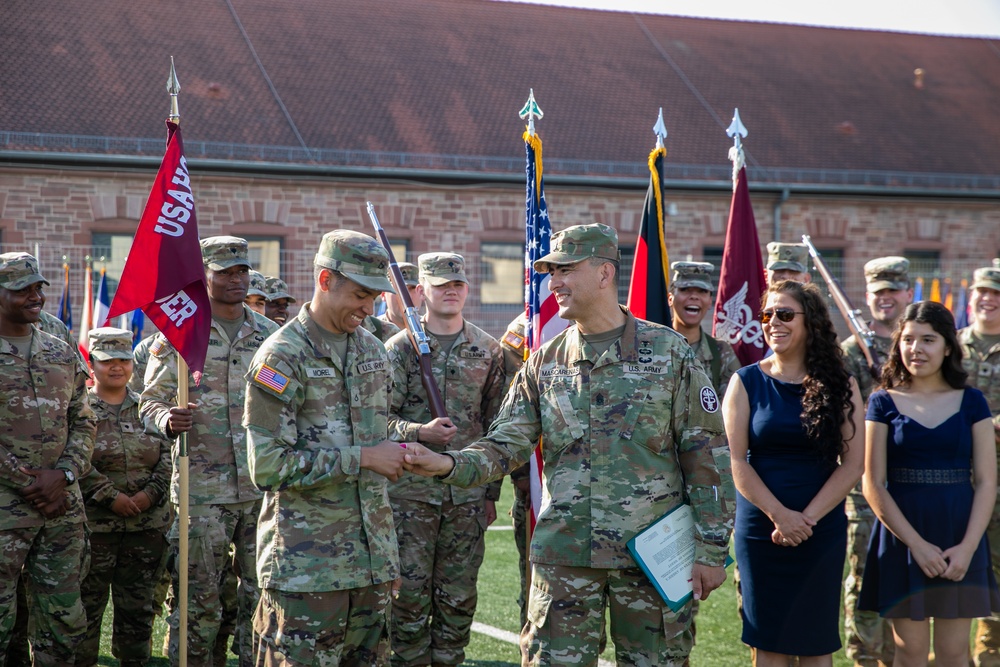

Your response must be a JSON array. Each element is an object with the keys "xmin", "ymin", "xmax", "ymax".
[
  {"xmin": 120, "ymin": 422, "xmax": 136, "ymax": 433},
  {"xmin": 254, "ymin": 365, "xmax": 290, "ymax": 394}
]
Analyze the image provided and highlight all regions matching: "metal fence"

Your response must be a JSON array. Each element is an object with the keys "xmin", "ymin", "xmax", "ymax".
[{"xmin": 10, "ymin": 242, "xmax": 986, "ymax": 343}]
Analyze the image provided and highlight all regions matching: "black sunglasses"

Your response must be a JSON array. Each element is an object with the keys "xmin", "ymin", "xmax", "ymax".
[{"xmin": 758, "ymin": 308, "xmax": 805, "ymax": 325}]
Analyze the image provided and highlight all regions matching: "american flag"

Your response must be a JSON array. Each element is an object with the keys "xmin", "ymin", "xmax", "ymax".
[
  {"xmin": 523, "ymin": 131, "xmax": 568, "ymax": 528},
  {"xmin": 524, "ymin": 132, "xmax": 566, "ymax": 352}
]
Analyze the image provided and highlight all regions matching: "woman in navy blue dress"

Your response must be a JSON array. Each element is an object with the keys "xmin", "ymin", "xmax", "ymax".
[
  {"xmin": 860, "ymin": 301, "xmax": 998, "ymax": 665},
  {"xmin": 724, "ymin": 281, "xmax": 864, "ymax": 666}
]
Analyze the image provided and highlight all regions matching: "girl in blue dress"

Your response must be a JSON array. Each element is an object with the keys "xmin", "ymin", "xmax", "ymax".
[
  {"xmin": 725, "ymin": 281, "xmax": 864, "ymax": 666},
  {"xmin": 860, "ymin": 301, "xmax": 999, "ymax": 666}
]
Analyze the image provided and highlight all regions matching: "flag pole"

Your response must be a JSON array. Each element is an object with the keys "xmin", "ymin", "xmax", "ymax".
[
  {"xmin": 167, "ymin": 56, "xmax": 190, "ymax": 667},
  {"xmin": 517, "ymin": 89, "xmax": 544, "ymax": 611}
]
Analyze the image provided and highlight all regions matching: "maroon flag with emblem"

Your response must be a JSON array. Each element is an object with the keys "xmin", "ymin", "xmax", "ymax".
[
  {"xmin": 107, "ymin": 121, "xmax": 210, "ymax": 383},
  {"xmin": 712, "ymin": 166, "xmax": 767, "ymax": 365}
]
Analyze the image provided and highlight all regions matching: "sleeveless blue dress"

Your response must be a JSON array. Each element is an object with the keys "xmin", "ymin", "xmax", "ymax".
[
  {"xmin": 734, "ymin": 364, "xmax": 847, "ymax": 655},
  {"xmin": 859, "ymin": 387, "xmax": 1000, "ymax": 619}
]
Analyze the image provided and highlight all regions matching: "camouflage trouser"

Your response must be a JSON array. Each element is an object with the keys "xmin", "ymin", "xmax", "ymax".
[
  {"xmin": 0, "ymin": 522, "xmax": 88, "ymax": 667},
  {"xmin": 216, "ymin": 550, "xmax": 240, "ymax": 666},
  {"xmin": 4, "ymin": 578, "xmax": 30, "ymax": 667},
  {"xmin": 166, "ymin": 500, "xmax": 260, "ymax": 667},
  {"xmin": 252, "ymin": 585, "xmax": 392, "ymax": 667},
  {"xmin": 512, "ymin": 486, "xmax": 530, "ymax": 630},
  {"xmin": 77, "ymin": 528, "xmax": 168, "ymax": 666},
  {"xmin": 523, "ymin": 564, "xmax": 692, "ymax": 667},
  {"xmin": 974, "ymin": 498, "xmax": 1000, "ymax": 659},
  {"xmin": 845, "ymin": 494, "xmax": 894, "ymax": 665},
  {"xmin": 390, "ymin": 496, "xmax": 487, "ymax": 667}
]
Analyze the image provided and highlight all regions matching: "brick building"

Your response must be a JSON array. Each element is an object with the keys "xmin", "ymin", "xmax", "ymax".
[{"xmin": 2, "ymin": 0, "xmax": 998, "ymax": 336}]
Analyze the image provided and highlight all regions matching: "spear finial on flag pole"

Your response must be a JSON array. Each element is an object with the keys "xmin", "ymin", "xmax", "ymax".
[
  {"xmin": 653, "ymin": 107, "xmax": 667, "ymax": 150},
  {"xmin": 519, "ymin": 88, "xmax": 543, "ymax": 137},
  {"xmin": 167, "ymin": 56, "xmax": 181, "ymax": 124},
  {"xmin": 726, "ymin": 108, "xmax": 748, "ymax": 187}
]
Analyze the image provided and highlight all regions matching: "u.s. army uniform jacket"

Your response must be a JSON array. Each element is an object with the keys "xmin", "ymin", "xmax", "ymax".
[
  {"xmin": 385, "ymin": 319, "xmax": 506, "ymax": 506},
  {"xmin": 80, "ymin": 388, "xmax": 172, "ymax": 533},
  {"xmin": 140, "ymin": 305, "xmax": 278, "ymax": 506},
  {"xmin": 444, "ymin": 309, "xmax": 734, "ymax": 569},
  {"xmin": 243, "ymin": 304, "xmax": 399, "ymax": 592},
  {"xmin": 0, "ymin": 330, "xmax": 96, "ymax": 529}
]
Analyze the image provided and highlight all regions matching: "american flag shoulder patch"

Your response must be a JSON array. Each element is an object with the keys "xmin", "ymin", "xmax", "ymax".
[
  {"xmin": 502, "ymin": 330, "xmax": 525, "ymax": 349},
  {"xmin": 254, "ymin": 364, "xmax": 290, "ymax": 394}
]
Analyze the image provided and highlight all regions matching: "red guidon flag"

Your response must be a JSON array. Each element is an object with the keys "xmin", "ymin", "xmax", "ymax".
[
  {"xmin": 712, "ymin": 165, "xmax": 767, "ymax": 365},
  {"xmin": 106, "ymin": 121, "xmax": 210, "ymax": 383}
]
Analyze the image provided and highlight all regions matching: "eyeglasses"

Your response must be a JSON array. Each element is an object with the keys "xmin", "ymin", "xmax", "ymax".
[{"xmin": 758, "ymin": 308, "xmax": 805, "ymax": 325}]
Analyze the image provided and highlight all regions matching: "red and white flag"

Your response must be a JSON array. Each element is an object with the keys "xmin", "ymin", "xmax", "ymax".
[
  {"xmin": 106, "ymin": 121, "xmax": 210, "ymax": 383},
  {"xmin": 713, "ymin": 165, "xmax": 767, "ymax": 366}
]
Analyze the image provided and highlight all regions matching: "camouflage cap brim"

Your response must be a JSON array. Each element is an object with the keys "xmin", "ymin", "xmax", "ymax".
[
  {"xmin": 866, "ymin": 279, "xmax": 909, "ymax": 293},
  {"xmin": 1, "ymin": 273, "xmax": 49, "ymax": 290},
  {"xmin": 422, "ymin": 272, "xmax": 469, "ymax": 286},
  {"xmin": 206, "ymin": 257, "xmax": 252, "ymax": 271},
  {"xmin": 267, "ymin": 290, "xmax": 296, "ymax": 302},
  {"xmin": 767, "ymin": 260, "xmax": 807, "ymax": 273},
  {"xmin": 89, "ymin": 348, "xmax": 134, "ymax": 361},
  {"xmin": 673, "ymin": 278, "xmax": 714, "ymax": 291},
  {"xmin": 315, "ymin": 255, "xmax": 395, "ymax": 292}
]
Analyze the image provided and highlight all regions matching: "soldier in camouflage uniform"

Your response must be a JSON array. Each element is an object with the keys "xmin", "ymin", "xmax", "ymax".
[
  {"xmin": 839, "ymin": 257, "xmax": 911, "ymax": 667},
  {"xmin": 141, "ymin": 236, "xmax": 278, "ymax": 667},
  {"xmin": 668, "ymin": 261, "xmax": 741, "ymax": 397},
  {"xmin": 960, "ymin": 266, "xmax": 1000, "ymax": 667},
  {"xmin": 403, "ymin": 224, "xmax": 734, "ymax": 666},
  {"xmin": 380, "ymin": 261, "xmax": 423, "ymax": 332},
  {"xmin": 245, "ymin": 270, "xmax": 270, "ymax": 318},
  {"xmin": 766, "ymin": 243, "xmax": 812, "ymax": 285},
  {"xmin": 128, "ymin": 333, "xmax": 158, "ymax": 395},
  {"xmin": 243, "ymin": 230, "xmax": 406, "ymax": 666},
  {"xmin": 76, "ymin": 327, "xmax": 172, "ymax": 667},
  {"xmin": 384, "ymin": 252, "xmax": 506, "ymax": 667},
  {"xmin": 0, "ymin": 252, "xmax": 96, "ymax": 666},
  {"xmin": 263, "ymin": 276, "xmax": 296, "ymax": 326}
]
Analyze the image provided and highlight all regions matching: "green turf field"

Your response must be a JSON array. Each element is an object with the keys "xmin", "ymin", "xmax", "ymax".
[{"xmin": 96, "ymin": 496, "xmax": 857, "ymax": 666}]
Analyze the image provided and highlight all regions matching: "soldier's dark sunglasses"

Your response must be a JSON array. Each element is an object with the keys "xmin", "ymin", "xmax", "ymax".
[{"xmin": 758, "ymin": 308, "xmax": 804, "ymax": 324}]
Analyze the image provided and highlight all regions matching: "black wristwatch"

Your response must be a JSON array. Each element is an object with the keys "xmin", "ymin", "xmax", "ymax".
[{"xmin": 61, "ymin": 468, "xmax": 76, "ymax": 485}]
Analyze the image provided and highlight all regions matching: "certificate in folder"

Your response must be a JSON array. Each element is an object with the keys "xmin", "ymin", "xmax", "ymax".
[{"xmin": 626, "ymin": 503, "xmax": 733, "ymax": 612}]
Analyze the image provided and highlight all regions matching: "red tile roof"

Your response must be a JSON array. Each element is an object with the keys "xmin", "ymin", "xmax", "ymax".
[{"xmin": 2, "ymin": 0, "xmax": 999, "ymax": 184}]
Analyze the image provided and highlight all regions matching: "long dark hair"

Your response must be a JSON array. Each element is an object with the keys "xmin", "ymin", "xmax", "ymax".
[
  {"xmin": 765, "ymin": 281, "xmax": 856, "ymax": 463},
  {"xmin": 880, "ymin": 301, "xmax": 967, "ymax": 390}
]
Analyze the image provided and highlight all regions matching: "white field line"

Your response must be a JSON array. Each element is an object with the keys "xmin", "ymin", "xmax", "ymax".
[{"xmin": 470, "ymin": 621, "xmax": 615, "ymax": 667}]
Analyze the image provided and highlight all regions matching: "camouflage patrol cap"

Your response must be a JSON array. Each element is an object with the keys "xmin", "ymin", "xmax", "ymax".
[
  {"xmin": 264, "ymin": 276, "xmax": 296, "ymax": 303},
  {"xmin": 88, "ymin": 327, "xmax": 134, "ymax": 361},
  {"xmin": 315, "ymin": 230, "xmax": 394, "ymax": 293},
  {"xmin": 398, "ymin": 262, "xmax": 419, "ymax": 287},
  {"xmin": 0, "ymin": 252, "xmax": 49, "ymax": 290},
  {"xmin": 972, "ymin": 266, "xmax": 1000, "ymax": 292},
  {"xmin": 671, "ymin": 261, "xmax": 715, "ymax": 291},
  {"xmin": 864, "ymin": 256, "xmax": 910, "ymax": 292},
  {"xmin": 201, "ymin": 236, "xmax": 251, "ymax": 270},
  {"xmin": 247, "ymin": 270, "xmax": 268, "ymax": 298},
  {"xmin": 419, "ymin": 253, "xmax": 469, "ymax": 286},
  {"xmin": 533, "ymin": 223, "xmax": 619, "ymax": 272},
  {"xmin": 766, "ymin": 242, "xmax": 808, "ymax": 273}
]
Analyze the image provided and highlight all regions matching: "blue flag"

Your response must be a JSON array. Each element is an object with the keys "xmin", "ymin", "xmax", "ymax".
[
  {"xmin": 130, "ymin": 308, "xmax": 145, "ymax": 348},
  {"xmin": 58, "ymin": 262, "xmax": 73, "ymax": 334}
]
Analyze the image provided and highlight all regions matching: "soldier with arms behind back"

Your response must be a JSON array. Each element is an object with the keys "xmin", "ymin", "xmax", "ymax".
[{"xmin": 403, "ymin": 224, "xmax": 734, "ymax": 666}]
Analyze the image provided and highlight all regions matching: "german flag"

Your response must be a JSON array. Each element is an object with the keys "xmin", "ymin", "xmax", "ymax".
[{"xmin": 626, "ymin": 145, "xmax": 669, "ymax": 324}]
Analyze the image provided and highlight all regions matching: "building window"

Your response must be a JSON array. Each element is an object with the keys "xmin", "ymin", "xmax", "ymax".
[
  {"xmin": 245, "ymin": 236, "xmax": 282, "ymax": 278},
  {"xmin": 91, "ymin": 232, "xmax": 135, "ymax": 294},
  {"xmin": 480, "ymin": 242, "xmax": 523, "ymax": 305}
]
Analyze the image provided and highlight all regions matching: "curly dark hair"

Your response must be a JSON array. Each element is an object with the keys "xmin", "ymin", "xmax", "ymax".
[
  {"xmin": 764, "ymin": 281, "xmax": 856, "ymax": 463},
  {"xmin": 880, "ymin": 301, "xmax": 968, "ymax": 390}
]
